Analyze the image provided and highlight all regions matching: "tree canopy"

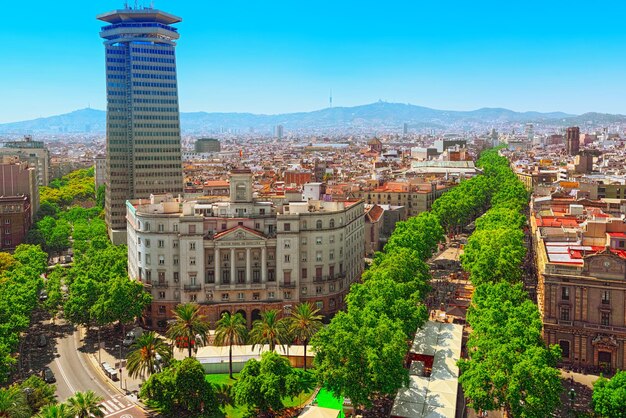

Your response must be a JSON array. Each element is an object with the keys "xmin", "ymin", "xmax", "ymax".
[{"xmin": 592, "ymin": 370, "xmax": 626, "ymax": 418}]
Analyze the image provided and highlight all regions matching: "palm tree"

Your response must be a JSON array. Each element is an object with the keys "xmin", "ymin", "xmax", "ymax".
[
  {"xmin": 0, "ymin": 387, "xmax": 30, "ymax": 418},
  {"xmin": 214, "ymin": 312, "xmax": 247, "ymax": 379},
  {"xmin": 288, "ymin": 302, "xmax": 323, "ymax": 371},
  {"xmin": 166, "ymin": 302, "xmax": 210, "ymax": 358},
  {"xmin": 126, "ymin": 331, "xmax": 173, "ymax": 380},
  {"xmin": 34, "ymin": 404, "xmax": 71, "ymax": 418},
  {"xmin": 249, "ymin": 309, "xmax": 289, "ymax": 352},
  {"xmin": 66, "ymin": 391, "xmax": 104, "ymax": 418}
]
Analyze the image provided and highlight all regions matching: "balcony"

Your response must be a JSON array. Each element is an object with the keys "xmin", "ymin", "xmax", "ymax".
[
  {"xmin": 183, "ymin": 284, "xmax": 202, "ymax": 292},
  {"xmin": 153, "ymin": 281, "xmax": 169, "ymax": 289},
  {"xmin": 280, "ymin": 281, "xmax": 296, "ymax": 288}
]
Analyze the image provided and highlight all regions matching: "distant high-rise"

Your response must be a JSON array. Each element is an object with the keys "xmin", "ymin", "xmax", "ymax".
[
  {"xmin": 403, "ymin": 123, "xmax": 408, "ymax": 135},
  {"xmin": 566, "ymin": 126, "xmax": 580, "ymax": 156},
  {"xmin": 274, "ymin": 124, "xmax": 284, "ymax": 139},
  {"xmin": 0, "ymin": 135, "xmax": 50, "ymax": 186},
  {"xmin": 98, "ymin": 6, "xmax": 184, "ymax": 244}
]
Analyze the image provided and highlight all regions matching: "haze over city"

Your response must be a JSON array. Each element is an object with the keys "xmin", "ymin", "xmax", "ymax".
[{"xmin": 3, "ymin": 0, "xmax": 626, "ymax": 123}]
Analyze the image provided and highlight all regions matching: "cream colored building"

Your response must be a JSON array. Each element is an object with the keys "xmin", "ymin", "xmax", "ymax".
[{"xmin": 127, "ymin": 168, "xmax": 365, "ymax": 329}]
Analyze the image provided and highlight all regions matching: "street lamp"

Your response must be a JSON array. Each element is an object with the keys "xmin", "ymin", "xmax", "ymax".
[{"xmin": 569, "ymin": 388, "xmax": 576, "ymax": 416}]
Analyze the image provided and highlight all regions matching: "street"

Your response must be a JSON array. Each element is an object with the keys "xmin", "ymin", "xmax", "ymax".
[{"xmin": 26, "ymin": 311, "xmax": 147, "ymax": 418}]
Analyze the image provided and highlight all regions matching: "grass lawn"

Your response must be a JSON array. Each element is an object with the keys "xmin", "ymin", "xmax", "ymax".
[{"xmin": 204, "ymin": 373, "xmax": 315, "ymax": 418}]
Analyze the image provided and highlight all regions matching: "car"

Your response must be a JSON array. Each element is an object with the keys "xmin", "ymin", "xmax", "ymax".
[
  {"xmin": 39, "ymin": 290, "xmax": 48, "ymax": 301},
  {"xmin": 42, "ymin": 367, "xmax": 55, "ymax": 383},
  {"xmin": 37, "ymin": 335, "xmax": 47, "ymax": 347}
]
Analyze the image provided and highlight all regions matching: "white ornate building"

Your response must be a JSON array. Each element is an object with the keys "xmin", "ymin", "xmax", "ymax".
[{"xmin": 127, "ymin": 168, "xmax": 365, "ymax": 328}]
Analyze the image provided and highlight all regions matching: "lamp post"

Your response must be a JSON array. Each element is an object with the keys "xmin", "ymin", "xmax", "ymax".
[{"xmin": 568, "ymin": 387, "xmax": 576, "ymax": 417}]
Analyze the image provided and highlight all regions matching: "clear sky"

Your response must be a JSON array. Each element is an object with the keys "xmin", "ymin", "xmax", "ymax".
[{"xmin": 1, "ymin": 0, "xmax": 626, "ymax": 123}]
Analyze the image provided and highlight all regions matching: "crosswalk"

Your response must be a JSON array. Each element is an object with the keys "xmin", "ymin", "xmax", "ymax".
[{"xmin": 99, "ymin": 395, "xmax": 133, "ymax": 417}]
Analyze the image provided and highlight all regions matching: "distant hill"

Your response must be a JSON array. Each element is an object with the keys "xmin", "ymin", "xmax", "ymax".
[{"xmin": 2, "ymin": 102, "xmax": 621, "ymax": 135}]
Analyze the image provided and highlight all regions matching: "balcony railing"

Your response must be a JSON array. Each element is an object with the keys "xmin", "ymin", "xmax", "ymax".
[
  {"xmin": 153, "ymin": 281, "xmax": 169, "ymax": 288},
  {"xmin": 183, "ymin": 284, "xmax": 202, "ymax": 292},
  {"xmin": 280, "ymin": 281, "xmax": 296, "ymax": 288}
]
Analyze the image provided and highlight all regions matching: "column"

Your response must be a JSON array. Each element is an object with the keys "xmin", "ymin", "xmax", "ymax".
[
  {"xmin": 215, "ymin": 247, "xmax": 220, "ymax": 283},
  {"xmin": 261, "ymin": 246, "xmax": 267, "ymax": 283},
  {"xmin": 246, "ymin": 247, "xmax": 252, "ymax": 284},
  {"xmin": 230, "ymin": 248, "xmax": 236, "ymax": 284}
]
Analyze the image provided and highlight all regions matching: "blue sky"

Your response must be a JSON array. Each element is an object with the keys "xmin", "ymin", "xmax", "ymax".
[{"xmin": 1, "ymin": 0, "xmax": 626, "ymax": 123}]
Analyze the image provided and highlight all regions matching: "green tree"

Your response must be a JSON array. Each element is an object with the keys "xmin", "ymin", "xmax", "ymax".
[
  {"xmin": 64, "ymin": 277, "xmax": 101, "ymax": 328},
  {"xmin": 312, "ymin": 308, "xmax": 409, "ymax": 409},
  {"xmin": 127, "ymin": 331, "xmax": 173, "ymax": 380},
  {"xmin": 0, "ymin": 253, "xmax": 16, "ymax": 274},
  {"xmin": 13, "ymin": 244, "xmax": 48, "ymax": 274},
  {"xmin": 232, "ymin": 351, "xmax": 300, "ymax": 415},
  {"xmin": 18, "ymin": 376, "xmax": 56, "ymax": 414},
  {"xmin": 249, "ymin": 309, "xmax": 289, "ymax": 352},
  {"xmin": 383, "ymin": 212, "xmax": 445, "ymax": 259},
  {"xmin": 91, "ymin": 276, "xmax": 152, "ymax": 335},
  {"xmin": 0, "ymin": 386, "xmax": 30, "ymax": 418},
  {"xmin": 66, "ymin": 391, "xmax": 104, "ymax": 418},
  {"xmin": 140, "ymin": 358, "xmax": 221, "ymax": 418},
  {"xmin": 214, "ymin": 312, "xmax": 248, "ymax": 379},
  {"xmin": 167, "ymin": 303, "xmax": 210, "ymax": 358},
  {"xmin": 592, "ymin": 370, "xmax": 626, "ymax": 418},
  {"xmin": 96, "ymin": 185, "xmax": 105, "ymax": 209},
  {"xmin": 288, "ymin": 303, "xmax": 323, "ymax": 371},
  {"xmin": 33, "ymin": 403, "xmax": 71, "ymax": 418}
]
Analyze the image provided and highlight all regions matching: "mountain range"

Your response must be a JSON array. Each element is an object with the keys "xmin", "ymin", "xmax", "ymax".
[{"xmin": 0, "ymin": 102, "xmax": 624, "ymax": 135}]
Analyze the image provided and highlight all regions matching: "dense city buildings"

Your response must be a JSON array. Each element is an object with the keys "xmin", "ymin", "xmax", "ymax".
[
  {"xmin": 98, "ymin": 7, "xmax": 184, "ymax": 244},
  {"xmin": 0, "ymin": 195, "xmax": 31, "ymax": 251},
  {"xmin": 194, "ymin": 138, "xmax": 221, "ymax": 153},
  {"xmin": 127, "ymin": 168, "xmax": 365, "ymax": 328},
  {"xmin": 0, "ymin": 158, "xmax": 39, "ymax": 217}
]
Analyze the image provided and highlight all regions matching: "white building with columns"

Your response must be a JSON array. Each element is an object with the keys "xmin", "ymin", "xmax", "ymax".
[{"xmin": 127, "ymin": 168, "xmax": 365, "ymax": 329}]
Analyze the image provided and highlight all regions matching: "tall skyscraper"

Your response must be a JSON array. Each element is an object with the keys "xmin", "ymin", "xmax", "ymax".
[
  {"xmin": 98, "ymin": 6, "xmax": 184, "ymax": 244},
  {"xmin": 566, "ymin": 126, "xmax": 580, "ymax": 156}
]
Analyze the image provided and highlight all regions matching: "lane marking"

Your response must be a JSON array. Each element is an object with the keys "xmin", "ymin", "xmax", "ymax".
[{"xmin": 54, "ymin": 356, "xmax": 76, "ymax": 394}]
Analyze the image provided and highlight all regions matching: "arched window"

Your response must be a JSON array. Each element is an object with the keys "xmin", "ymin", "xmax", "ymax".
[{"xmin": 316, "ymin": 220, "xmax": 323, "ymax": 230}]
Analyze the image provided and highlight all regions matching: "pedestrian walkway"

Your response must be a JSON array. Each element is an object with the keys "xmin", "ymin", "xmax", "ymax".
[{"xmin": 99, "ymin": 394, "xmax": 134, "ymax": 417}]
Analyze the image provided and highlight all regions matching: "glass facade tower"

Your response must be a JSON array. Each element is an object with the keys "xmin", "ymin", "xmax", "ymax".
[{"xmin": 98, "ymin": 7, "xmax": 184, "ymax": 244}]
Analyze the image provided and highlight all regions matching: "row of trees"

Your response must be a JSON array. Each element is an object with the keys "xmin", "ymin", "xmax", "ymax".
[
  {"xmin": 0, "ymin": 245, "xmax": 48, "ymax": 383},
  {"xmin": 311, "ymin": 211, "xmax": 443, "ymax": 407},
  {"xmin": 0, "ymin": 384, "xmax": 106, "ymax": 418},
  {"xmin": 457, "ymin": 150, "xmax": 563, "ymax": 417},
  {"xmin": 39, "ymin": 168, "xmax": 97, "ymax": 209}
]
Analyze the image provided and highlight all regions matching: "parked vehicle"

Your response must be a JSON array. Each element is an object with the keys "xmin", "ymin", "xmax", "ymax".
[
  {"xmin": 122, "ymin": 327, "xmax": 144, "ymax": 346},
  {"xmin": 42, "ymin": 367, "xmax": 55, "ymax": 383},
  {"xmin": 37, "ymin": 335, "xmax": 47, "ymax": 347}
]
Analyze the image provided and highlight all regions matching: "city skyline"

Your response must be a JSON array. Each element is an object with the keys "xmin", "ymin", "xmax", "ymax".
[{"xmin": 4, "ymin": 1, "xmax": 626, "ymax": 124}]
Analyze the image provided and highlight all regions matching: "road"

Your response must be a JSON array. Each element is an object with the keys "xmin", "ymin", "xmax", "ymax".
[{"xmin": 38, "ymin": 316, "xmax": 147, "ymax": 418}]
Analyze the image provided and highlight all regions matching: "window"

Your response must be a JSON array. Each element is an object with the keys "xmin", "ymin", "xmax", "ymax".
[
  {"xmin": 602, "ymin": 290, "xmax": 610, "ymax": 304},
  {"xmin": 560, "ymin": 307, "xmax": 570, "ymax": 321},
  {"xmin": 253, "ymin": 270, "xmax": 260, "ymax": 282},
  {"xmin": 145, "ymin": 222, "xmax": 151, "ymax": 231},
  {"xmin": 158, "ymin": 305, "xmax": 166, "ymax": 315},
  {"xmin": 561, "ymin": 287, "xmax": 569, "ymax": 300},
  {"xmin": 189, "ymin": 257, "xmax": 196, "ymax": 266},
  {"xmin": 158, "ymin": 255, "xmax": 165, "ymax": 265},
  {"xmin": 206, "ymin": 270, "xmax": 214, "ymax": 283},
  {"xmin": 284, "ymin": 291, "xmax": 292, "ymax": 299},
  {"xmin": 145, "ymin": 254, "xmax": 151, "ymax": 265},
  {"xmin": 301, "ymin": 252, "xmax": 307, "ymax": 262},
  {"xmin": 301, "ymin": 237, "xmax": 307, "ymax": 245},
  {"xmin": 301, "ymin": 286, "xmax": 307, "ymax": 295},
  {"xmin": 138, "ymin": 237, "xmax": 142, "ymax": 245},
  {"xmin": 601, "ymin": 312, "xmax": 610, "ymax": 326},
  {"xmin": 222, "ymin": 293, "xmax": 229, "ymax": 300},
  {"xmin": 329, "ymin": 283, "xmax": 335, "ymax": 292},
  {"xmin": 559, "ymin": 340, "xmax": 570, "ymax": 358},
  {"xmin": 302, "ymin": 220, "xmax": 307, "ymax": 229},
  {"xmin": 301, "ymin": 268, "xmax": 307, "ymax": 279},
  {"xmin": 329, "ymin": 235, "xmax": 335, "ymax": 244},
  {"xmin": 158, "ymin": 223, "xmax": 164, "ymax": 232},
  {"xmin": 190, "ymin": 242, "xmax": 196, "ymax": 251},
  {"xmin": 268, "ymin": 269, "xmax": 275, "ymax": 281},
  {"xmin": 189, "ymin": 225, "xmax": 196, "ymax": 234},
  {"xmin": 316, "ymin": 301, "xmax": 323, "ymax": 310},
  {"xmin": 4, "ymin": 220, "xmax": 9, "ymax": 225},
  {"xmin": 238, "ymin": 292, "xmax": 244, "ymax": 300},
  {"xmin": 268, "ymin": 291, "xmax": 275, "ymax": 299},
  {"xmin": 237, "ymin": 251, "xmax": 244, "ymax": 261},
  {"xmin": 138, "ymin": 251, "xmax": 142, "ymax": 262},
  {"xmin": 173, "ymin": 223, "xmax": 178, "ymax": 232},
  {"xmin": 284, "ymin": 223, "xmax": 291, "ymax": 232},
  {"xmin": 173, "ymin": 272, "xmax": 179, "ymax": 282},
  {"xmin": 173, "ymin": 240, "xmax": 179, "ymax": 248},
  {"xmin": 316, "ymin": 237, "xmax": 322, "ymax": 245},
  {"xmin": 158, "ymin": 291, "xmax": 165, "ymax": 299},
  {"xmin": 158, "ymin": 240, "xmax": 164, "ymax": 248},
  {"xmin": 145, "ymin": 270, "xmax": 152, "ymax": 282},
  {"xmin": 316, "ymin": 220, "xmax": 322, "ymax": 229},
  {"xmin": 190, "ymin": 294, "xmax": 197, "ymax": 302},
  {"xmin": 316, "ymin": 286, "xmax": 323, "ymax": 294},
  {"xmin": 284, "ymin": 254, "xmax": 290, "ymax": 263},
  {"xmin": 329, "ymin": 219, "xmax": 335, "ymax": 228},
  {"xmin": 253, "ymin": 292, "xmax": 260, "ymax": 300},
  {"xmin": 222, "ymin": 270, "xmax": 230, "ymax": 284},
  {"xmin": 316, "ymin": 251, "xmax": 323, "ymax": 262},
  {"xmin": 145, "ymin": 239, "xmax": 151, "ymax": 248},
  {"xmin": 284, "ymin": 240, "xmax": 291, "ymax": 249},
  {"xmin": 173, "ymin": 256, "xmax": 178, "ymax": 265},
  {"xmin": 329, "ymin": 250, "xmax": 334, "ymax": 260},
  {"xmin": 237, "ymin": 270, "xmax": 245, "ymax": 284}
]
